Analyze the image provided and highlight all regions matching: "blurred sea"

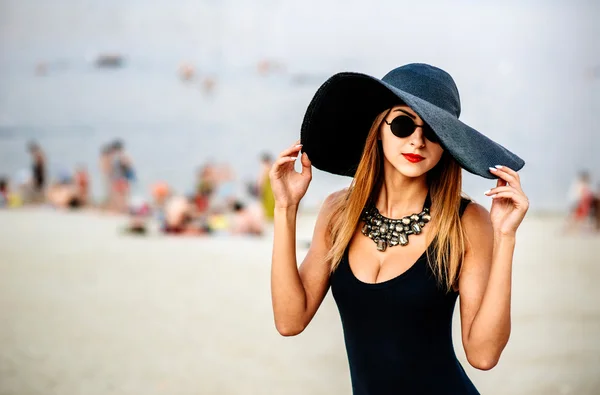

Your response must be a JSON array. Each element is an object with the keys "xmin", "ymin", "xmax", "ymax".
[{"xmin": 0, "ymin": 0, "xmax": 599, "ymax": 211}]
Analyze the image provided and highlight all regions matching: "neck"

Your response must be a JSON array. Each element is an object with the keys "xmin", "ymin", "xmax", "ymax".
[{"xmin": 374, "ymin": 170, "xmax": 429, "ymax": 218}]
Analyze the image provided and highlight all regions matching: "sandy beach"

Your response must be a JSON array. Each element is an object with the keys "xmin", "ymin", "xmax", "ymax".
[{"xmin": 0, "ymin": 208, "xmax": 599, "ymax": 395}]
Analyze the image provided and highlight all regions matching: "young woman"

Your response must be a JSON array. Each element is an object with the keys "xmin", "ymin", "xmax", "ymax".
[{"xmin": 270, "ymin": 64, "xmax": 529, "ymax": 394}]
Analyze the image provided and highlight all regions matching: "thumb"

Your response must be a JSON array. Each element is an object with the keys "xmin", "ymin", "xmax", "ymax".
[{"xmin": 301, "ymin": 152, "xmax": 312, "ymax": 177}]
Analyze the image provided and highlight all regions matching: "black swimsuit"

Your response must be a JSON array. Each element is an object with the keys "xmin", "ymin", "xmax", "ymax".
[{"xmin": 330, "ymin": 198, "xmax": 479, "ymax": 395}]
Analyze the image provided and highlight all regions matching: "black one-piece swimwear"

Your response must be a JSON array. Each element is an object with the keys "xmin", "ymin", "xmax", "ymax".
[{"xmin": 330, "ymin": 198, "xmax": 479, "ymax": 395}]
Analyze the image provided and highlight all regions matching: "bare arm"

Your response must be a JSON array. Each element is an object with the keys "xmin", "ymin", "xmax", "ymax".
[
  {"xmin": 268, "ymin": 140, "xmax": 344, "ymax": 336},
  {"xmin": 459, "ymin": 166, "xmax": 529, "ymax": 370},
  {"xmin": 271, "ymin": 191, "xmax": 341, "ymax": 336},
  {"xmin": 458, "ymin": 203, "xmax": 509, "ymax": 370}
]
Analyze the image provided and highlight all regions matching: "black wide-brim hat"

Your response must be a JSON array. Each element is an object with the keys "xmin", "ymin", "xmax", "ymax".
[{"xmin": 300, "ymin": 63, "xmax": 524, "ymax": 179}]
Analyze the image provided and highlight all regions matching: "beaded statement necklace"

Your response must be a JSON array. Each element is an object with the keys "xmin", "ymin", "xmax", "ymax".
[{"xmin": 360, "ymin": 193, "xmax": 432, "ymax": 252}]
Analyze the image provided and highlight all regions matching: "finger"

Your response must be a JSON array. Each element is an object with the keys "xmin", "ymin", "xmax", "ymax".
[
  {"xmin": 278, "ymin": 143, "xmax": 303, "ymax": 159},
  {"xmin": 485, "ymin": 186, "xmax": 520, "ymax": 196},
  {"xmin": 275, "ymin": 155, "xmax": 298, "ymax": 166},
  {"xmin": 491, "ymin": 191, "xmax": 529, "ymax": 207},
  {"xmin": 489, "ymin": 166, "xmax": 522, "ymax": 190},
  {"xmin": 495, "ymin": 165, "xmax": 521, "ymax": 183},
  {"xmin": 496, "ymin": 177, "xmax": 507, "ymax": 188},
  {"xmin": 300, "ymin": 152, "xmax": 312, "ymax": 178},
  {"xmin": 271, "ymin": 155, "xmax": 298, "ymax": 174}
]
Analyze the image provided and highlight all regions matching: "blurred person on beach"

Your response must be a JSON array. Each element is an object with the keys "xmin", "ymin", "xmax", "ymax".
[
  {"xmin": 195, "ymin": 163, "xmax": 217, "ymax": 213},
  {"xmin": 74, "ymin": 165, "xmax": 90, "ymax": 206},
  {"xmin": 258, "ymin": 153, "xmax": 275, "ymax": 221},
  {"xmin": 27, "ymin": 141, "xmax": 46, "ymax": 203},
  {"xmin": 99, "ymin": 144, "xmax": 115, "ymax": 209},
  {"xmin": 163, "ymin": 194, "xmax": 207, "ymax": 235},
  {"xmin": 230, "ymin": 199, "xmax": 265, "ymax": 236},
  {"xmin": 46, "ymin": 173, "xmax": 84, "ymax": 210},
  {"xmin": 270, "ymin": 64, "xmax": 529, "ymax": 394},
  {"xmin": 0, "ymin": 177, "xmax": 8, "ymax": 207},
  {"xmin": 565, "ymin": 170, "xmax": 595, "ymax": 233},
  {"xmin": 111, "ymin": 140, "xmax": 135, "ymax": 213},
  {"xmin": 592, "ymin": 182, "xmax": 600, "ymax": 232}
]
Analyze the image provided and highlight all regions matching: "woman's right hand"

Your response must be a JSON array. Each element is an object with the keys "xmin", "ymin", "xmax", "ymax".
[{"xmin": 269, "ymin": 141, "xmax": 312, "ymax": 209}]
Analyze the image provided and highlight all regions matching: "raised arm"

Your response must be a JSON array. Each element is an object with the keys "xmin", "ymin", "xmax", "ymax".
[
  {"xmin": 459, "ymin": 166, "xmax": 529, "ymax": 370},
  {"xmin": 269, "ymin": 141, "xmax": 340, "ymax": 336}
]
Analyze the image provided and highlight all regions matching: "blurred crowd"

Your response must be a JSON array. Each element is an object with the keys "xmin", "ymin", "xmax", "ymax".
[
  {"xmin": 0, "ymin": 141, "xmax": 277, "ymax": 237},
  {"xmin": 3, "ymin": 142, "xmax": 599, "ymax": 236}
]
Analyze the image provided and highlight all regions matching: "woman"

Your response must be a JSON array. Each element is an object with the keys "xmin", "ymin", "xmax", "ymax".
[{"xmin": 270, "ymin": 64, "xmax": 529, "ymax": 394}]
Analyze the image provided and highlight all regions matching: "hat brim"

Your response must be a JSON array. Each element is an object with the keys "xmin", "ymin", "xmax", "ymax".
[{"xmin": 300, "ymin": 72, "xmax": 525, "ymax": 179}]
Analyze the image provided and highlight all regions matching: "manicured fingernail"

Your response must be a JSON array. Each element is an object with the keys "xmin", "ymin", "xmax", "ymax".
[
  {"xmin": 295, "ymin": 144, "xmax": 302, "ymax": 148},
  {"xmin": 484, "ymin": 189, "xmax": 491, "ymax": 195},
  {"xmin": 495, "ymin": 165, "xmax": 503, "ymax": 169},
  {"xmin": 489, "ymin": 167, "xmax": 497, "ymax": 172}
]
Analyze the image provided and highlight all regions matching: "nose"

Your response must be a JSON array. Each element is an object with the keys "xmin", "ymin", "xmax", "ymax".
[{"xmin": 409, "ymin": 127, "xmax": 426, "ymax": 148}]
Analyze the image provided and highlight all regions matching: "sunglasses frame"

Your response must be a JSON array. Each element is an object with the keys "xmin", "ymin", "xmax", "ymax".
[{"xmin": 384, "ymin": 115, "xmax": 440, "ymax": 144}]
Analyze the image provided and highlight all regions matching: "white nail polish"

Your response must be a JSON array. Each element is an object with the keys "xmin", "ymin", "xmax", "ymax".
[
  {"xmin": 489, "ymin": 167, "xmax": 496, "ymax": 171},
  {"xmin": 295, "ymin": 144, "xmax": 302, "ymax": 148},
  {"xmin": 290, "ymin": 156, "xmax": 297, "ymax": 160},
  {"xmin": 495, "ymin": 165, "xmax": 503, "ymax": 169},
  {"xmin": 484, "ymin": 190, "xmax": 491, "ymax": 195}
]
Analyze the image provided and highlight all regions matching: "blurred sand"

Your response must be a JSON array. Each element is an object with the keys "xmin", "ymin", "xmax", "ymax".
[{"xmin": 0, "ymin": 209, "xmax": 599, "ymax": 395}]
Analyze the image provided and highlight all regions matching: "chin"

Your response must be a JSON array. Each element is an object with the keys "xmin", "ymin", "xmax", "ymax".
[{"xmin": 394, "ymin": 163, "xmax": 429, "ymax": 178}]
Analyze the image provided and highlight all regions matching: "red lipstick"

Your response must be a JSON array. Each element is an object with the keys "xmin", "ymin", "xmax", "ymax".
[{"xmin": 402, "ymin": 153, "xmax": 425, "ymax": 163}]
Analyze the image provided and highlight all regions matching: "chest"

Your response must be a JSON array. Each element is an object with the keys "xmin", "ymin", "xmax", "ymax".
[
  {"xmin": 330, "ymin": 247, "xmax": 455, "ymax": 326},
  {"xmin": 347, "ymin": 222, "xmax": 434, "ymax": 284},
  {"xmin": 330, "ymin": 221, "xmax": 456, "ymax": 317}
]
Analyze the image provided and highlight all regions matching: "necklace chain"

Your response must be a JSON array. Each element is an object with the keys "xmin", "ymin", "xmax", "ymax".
[{"xmin": 360, "ymin": 204, "xmax": 431, "ymax": 252}]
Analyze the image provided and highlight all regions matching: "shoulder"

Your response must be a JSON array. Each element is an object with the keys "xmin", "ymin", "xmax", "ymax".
[
  {"xmin": 314, "ymin": 189, "xmax": 348, "ymax": 231},
  {"xmin": 460, "ymin": 201, "xmax": 493, "ymax": 252},
  {"xmin": 320, "ymin": 188, "xmax": 348, "ymax": 213},
  {"xmin": 461, "ymin": 200, "xmax": 492, "ymax": 229}
]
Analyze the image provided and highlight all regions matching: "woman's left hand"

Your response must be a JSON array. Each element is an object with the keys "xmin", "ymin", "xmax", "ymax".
[{"xmin": 484, "ymin": 165, "xmax": 530, "ymax": 236}]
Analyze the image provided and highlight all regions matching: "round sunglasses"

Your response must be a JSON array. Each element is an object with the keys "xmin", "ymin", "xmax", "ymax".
[{"xmin": 384, "ymin": 115, "xmax": 440, "ymax": 144}]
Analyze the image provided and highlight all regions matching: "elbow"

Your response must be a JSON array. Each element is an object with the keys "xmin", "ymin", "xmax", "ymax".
[
  {"xmin": 275, "ymin": 321, "xmax": 306, "ymax": 337},
  {"xmin": 465, "ymin": 333, "xmax": 510, "ymax": 371},
  {"xmin": 469, "ymin": 359, "xmax": 498, "ymax": 371},
  {"xmin": 466, "ymin": 353, "xmax": 499, "ymax": 371}
]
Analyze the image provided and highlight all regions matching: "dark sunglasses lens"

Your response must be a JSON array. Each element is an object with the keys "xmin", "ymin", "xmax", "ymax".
[
  {"xmin": 424, "ymin": 127, "xmax": 440, "ymax": 143},
  {"xmin": 390, "ymin": 116, "xmax": 415, "ymax": 138},
  {"xmin": 390, "ymin": 115, "xmax": 440, "ymax": 143}
]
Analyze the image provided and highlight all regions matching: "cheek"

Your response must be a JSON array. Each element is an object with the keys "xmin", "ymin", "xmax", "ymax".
[
  {"xmin": 380, "ymin": 136, "xmax": 399, "ymax": 156},
  {"xmin": 429, "ymin": 147, "xmax": 444, "ymax": 165},
  {"xmin": 423, "ymin": 148, "xmax": 444, "ymax": 171}
]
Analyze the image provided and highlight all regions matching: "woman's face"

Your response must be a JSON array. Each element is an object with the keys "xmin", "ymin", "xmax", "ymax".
[{"xmin": 379, "ymin": 105, "xmax": 444, "ymax": 178}]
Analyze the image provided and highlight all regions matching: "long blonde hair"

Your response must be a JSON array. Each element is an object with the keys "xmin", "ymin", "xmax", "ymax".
[{"xmin": 325, "ymin": 109, "xmax": 467, "ymax": 292}]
